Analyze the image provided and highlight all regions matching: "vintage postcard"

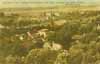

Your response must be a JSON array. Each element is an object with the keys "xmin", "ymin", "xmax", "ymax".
[{"xmin": 0, "ymin": 0, "xmax": 100, "ymax": 64}]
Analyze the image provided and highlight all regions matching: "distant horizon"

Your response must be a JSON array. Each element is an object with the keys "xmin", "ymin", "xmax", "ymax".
[{"xmin": 0, "ymin": 0, "xmax": 100, "ymax": 8}]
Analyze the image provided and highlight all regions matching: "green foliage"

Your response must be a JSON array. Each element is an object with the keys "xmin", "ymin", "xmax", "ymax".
[
  {"xmin": 0, "ymin": 10, "xmax": 100, "ymax": 64},
  {"xmin": 25, "ymin": 49, "xmax": 59, "ymax": 64}
]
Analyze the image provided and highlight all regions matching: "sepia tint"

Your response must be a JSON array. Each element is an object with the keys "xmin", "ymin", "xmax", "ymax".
[{"xmin": 0, "ymin": 0, "xmax": 100, "ymax": 64}]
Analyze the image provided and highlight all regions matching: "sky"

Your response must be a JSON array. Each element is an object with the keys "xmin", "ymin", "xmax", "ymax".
[{"xmin": 0, "ymin": 0, "xmax": 100, "ymax": 8}]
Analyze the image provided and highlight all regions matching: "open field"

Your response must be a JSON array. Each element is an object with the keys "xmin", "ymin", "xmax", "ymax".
[
  {"xmin": 0, "ymin": 5, "xmax": 100, "ymax": 64},
  {"xmin": 0, "ymin": 5, "xmax": 100, "ymax": 15}
]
